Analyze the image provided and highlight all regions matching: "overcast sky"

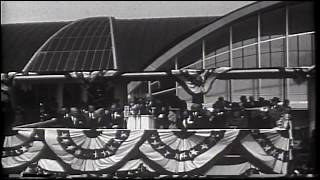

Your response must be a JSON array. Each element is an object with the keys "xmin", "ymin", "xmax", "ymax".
[{"xmin": 1, "ymin": 1, "xmax": 254, "ymax": 24}]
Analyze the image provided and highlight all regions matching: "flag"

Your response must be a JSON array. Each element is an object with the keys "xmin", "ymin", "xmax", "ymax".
[{"xmin": 173, "ymin": 67, "xmax": 231, "ymax": 96}]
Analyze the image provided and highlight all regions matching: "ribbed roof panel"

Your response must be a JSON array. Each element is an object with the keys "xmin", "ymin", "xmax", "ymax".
[{"xmin": 24, "ymin": 17, "xmax": 114, "ymax": 73}]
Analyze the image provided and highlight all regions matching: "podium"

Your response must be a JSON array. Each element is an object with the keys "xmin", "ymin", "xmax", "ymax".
[{"xmin": 127, "ymin": 115, "xmax": 155, "ymax": 129}]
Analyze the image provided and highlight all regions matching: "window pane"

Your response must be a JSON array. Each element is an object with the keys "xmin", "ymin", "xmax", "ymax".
[
  {"xmin": 179, "ymin": 42, "xmax": 202, "ymax": 68},
  {"xmin": 205, "ymin": 27, "xmax": 229, "ymax": 55},
  {"xmin": 232, "ymin": 79, "xmax": 258, "ymax": 102},
  {"xmin": 289, "ymin": 2, "xmax": 315, "ymax": 34},
  {"xmin": 260, "ymin": 79, "xmax": 284, "ymax": 100},
  {"xmin": 288, "ymin": 79, "xmax": 307, "ymax": 105},
  {"xmin": 244, "ymin": 55, "xmax": 257, "ymax": 68},
  {"xmin": 232, "ymin": 15, "xmax": 257, "ymax": 47},
  {"xmin": 260, "ymin": 7, "xmax": 285, "ymax": 40},
  {"xmin": 204, "ymin": 80, "xmax": 229, "ymax": 104}
]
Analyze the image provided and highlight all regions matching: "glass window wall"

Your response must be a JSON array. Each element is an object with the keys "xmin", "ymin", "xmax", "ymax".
[
  {"xmin": 260, "ymin": 7, "xmax": 286, "ymax": 40},
  {"xmin": 289, "ymin": 2, "xmax": 315, "ymax": 34},
  {"xmin": 205, "ymin": 27, "xmax": 229, "ymax": 69}
]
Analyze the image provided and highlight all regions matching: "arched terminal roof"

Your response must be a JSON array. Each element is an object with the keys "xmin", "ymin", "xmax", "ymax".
[
  {"xmin": 2, "ymin": 16, "xmax": 217, "ymax": 74},
  {"xmin": 23, "ymin": 17, "xmax": 115, "ymax": 73}
]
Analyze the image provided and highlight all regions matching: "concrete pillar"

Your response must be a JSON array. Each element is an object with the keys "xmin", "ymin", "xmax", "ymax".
[{"xmin": 307, "ymin": 77, "xmax": 315, "ymax": 137}]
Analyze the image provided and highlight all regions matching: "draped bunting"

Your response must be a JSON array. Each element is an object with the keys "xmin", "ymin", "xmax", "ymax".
[
  {"xmin": 240, "ymin": 129, "xmax": 292, "ymax": 174},
  {"xmin": 67, "ymin": 70, "xmax": 119, "ymax": 84},
  {"xmin": 2, "ymin": 128, "xmax": 292, "ymax": 176},
  {"xmin": 139, "ymin": 130, "xmax": 239, "ymax": 174},
  {"xmin": 2, "ymin": 129, "xmax": 44, "ymax": 168},
  {"xmin": 173, "ymin": 67, "xmax": 231, "ymax": 96},
  {"xmin": 44, "ymin": 129, "xmax": 144, "ymax": 171}
]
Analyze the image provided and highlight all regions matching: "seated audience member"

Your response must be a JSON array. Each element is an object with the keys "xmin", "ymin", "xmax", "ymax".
[
  {"xmin": 57, "ymin": 107, "xmax": 70, "ymax": 126},
  {"xmin": 83, "ymin": 105, "xmax": 96, "ymax": 128},
  {"xmin": 93, "ymin": 108, "xmax": 111, "ymax": 128},
  {"xmin": 239, "ymin": 96, "xmax": 249, "ymax": 108},
  {"xmin": 279, "ymin": 99, "xmax": 292, "ymax": 114},
  {"xmin": 188, "ymin": 103, "xmax": 207, "ymax": 129},
  {"xmin": 128, "ymin": 99, "xmax": 139, "ymax": 115},
  {"xmin": 249, "ymin": 107, "xmax": 274, "ymax": 129},
  {"xmin": 256, "ymin": 97, "xmax": 270, "ymax": 107},
  {"xmin": 110, "ymin": 103, "xmax": 124, "ymax": 128},
  {"xmin": 67, "ymin": 107, "xmax": 85, "ymax": 128},
  {"xmin": 227, "ymin": 103, "xmax": 248, "ymax": 128},
  {"xmin": 157, "ymin": 106, "xmax": 169, "ymax": 129},
  {"xmin": 270, "ymin": 97, "xmax": 281, "ymax": 109},
  {"xmin": 210, "ymin": 106, "xmax": 227, "ymax": 129},
  {"xmin": 104, "ymin": 109, "xmax": 113, "ymax": 128},
  {"xmin": 145, "ymin": 94, "xmax": 155, "ymax": 115},
  {"xmin": 247, "ymin": 96, "xmax": 257, "ymax": 108},
  {"xmin": 212, "ymin": 96, "xmax": 230, "ymax": 110},
  {"xmin": 137, "ymin": 98, "xmax": 148, "ymax": 115}
]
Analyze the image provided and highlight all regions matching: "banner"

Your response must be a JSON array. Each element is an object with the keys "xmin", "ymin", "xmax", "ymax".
[
  {"xmin": 2, "ymin": 128, "xmax": 292, "ymax": 176},
  {"xmin": 44, "ymin": 129, "xmax": 144, "ymax": 172},
  {"xmin": 2, "ymin": 129, "xmax": 44, "ymax": 168},
  {"xmin": 240, "ymin": 129, "xmax": 292, "ymax": 174},
  {"xmin": 139, "ymin": 130, "xmax": 239, "ymax": 174}
]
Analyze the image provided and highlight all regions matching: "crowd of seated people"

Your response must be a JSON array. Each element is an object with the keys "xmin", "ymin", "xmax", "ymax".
[{"xmin": 35, "ymin": 94, "xmax": 292, "ymax": 130}]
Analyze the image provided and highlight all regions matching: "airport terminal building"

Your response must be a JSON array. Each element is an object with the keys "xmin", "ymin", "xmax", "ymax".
[{"xmin": 1, "ymin": 1, "xmax": 316, "ymax": 177}]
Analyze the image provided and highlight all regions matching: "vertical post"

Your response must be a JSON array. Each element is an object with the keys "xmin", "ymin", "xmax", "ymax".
[
  {"xmin": 284, "ymin": 5, "xmax": 290, "ymax": 101},
  {"xmin": 202, "ymin": 40, "xmax": 206, "ymax": 69},
  {"xmin": 257, "ymin": 13, "xmax": 261, "ymax": 99},
  {"xmin": 56, "ymin": 84, "xmax": 63, "ymax": 108},
  {"xmin": 148, "ymin": 81, "xmax": 152, "ymax": 96},
  {"xmin": 175, "ymin": 57, "xmax": 179, "ymax": 96},
  {"xmin": 202, "ymin": 40, "xmax": 206, "ymax": 104},
  {"xmin": 229, "ymin": 26, "xmax": 233, "ymax": 102},
  {"xmin": 109, "ymin": 17, "xmax": 118, "ymax": 69}
]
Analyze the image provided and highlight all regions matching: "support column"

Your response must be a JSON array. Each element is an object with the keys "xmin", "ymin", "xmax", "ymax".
[
  {"xmin": 229, "ymin": 26, "xmax": 233, "ymax": 102},
  {"xmin": 56, "ymin": 84, "xmax": 64, "ymax": 108},
  {"xmin": 148, "ymin": 81, "xmax": 152, "ymax": 96},
  {"xmin": 257, "ymin": 13, "xmax": 261, "ymax": 99}
]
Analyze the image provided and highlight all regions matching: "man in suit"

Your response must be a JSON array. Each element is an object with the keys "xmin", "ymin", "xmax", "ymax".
[
  {"xmin": 93, "ymin": 108, "xmax": 110, "ymax": 128},
  {"xmin": 67, "ymin": 107, "xmax": 85, "ymax": 128},
  {"xmin": 83, "ymin": 105, "xmax": 96, "ymax": 128},
  {"xmin": 110, "ymin": 103, "xmax": 124, "ymax": 128},
  {"xmin": 56, "ymin": 107, "xmax": 70, "ymax": 127}
]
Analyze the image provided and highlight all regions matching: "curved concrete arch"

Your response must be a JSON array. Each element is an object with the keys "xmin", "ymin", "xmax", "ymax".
[
  {"xmin": 128, "ymin": 1, "xmax": 283, "ymax": 93},
  {"xmin": 144, "ymin": 1, "xmax": 282, "ymax": 71}
]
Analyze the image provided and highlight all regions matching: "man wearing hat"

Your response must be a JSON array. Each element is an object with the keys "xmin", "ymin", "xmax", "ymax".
[{"xmin": 187, "ymin": 103, "xmax": 208, "ymax": 129}]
